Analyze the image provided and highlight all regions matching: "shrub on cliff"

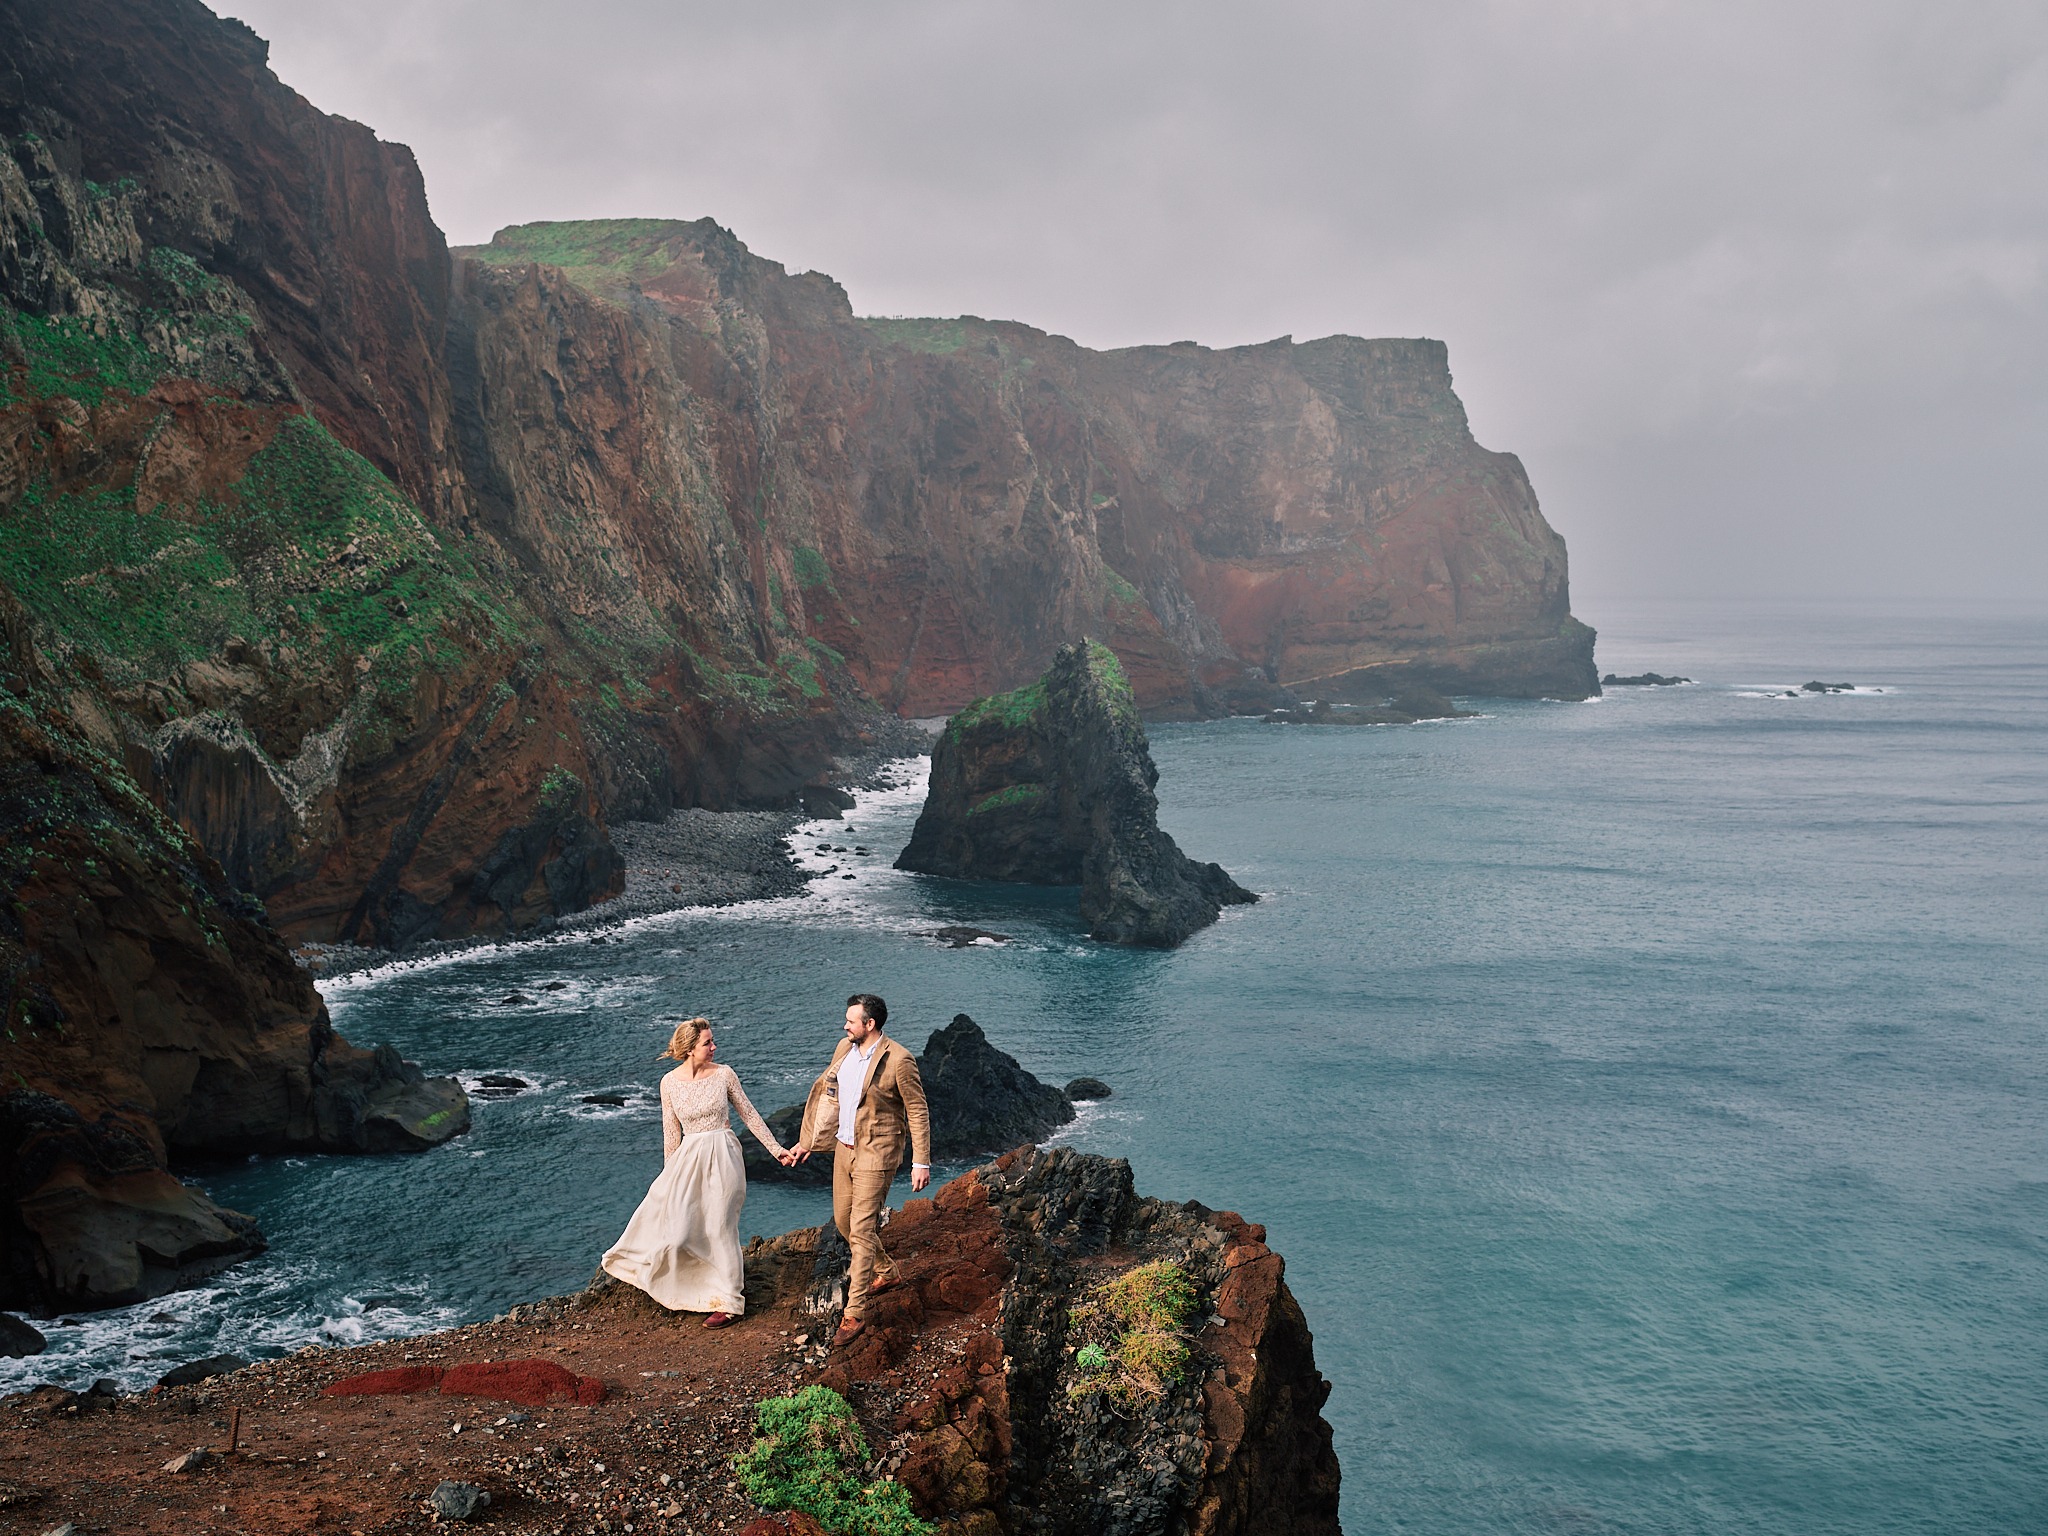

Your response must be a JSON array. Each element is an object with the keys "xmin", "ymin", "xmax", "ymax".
[
  {"xmin": 1066, "ymin": 1259, "xmax": 1200, "ymax": 1408},
  {"xmin": 733, "ymin": 1385, "xmax": 932, "ymax": 1536}
]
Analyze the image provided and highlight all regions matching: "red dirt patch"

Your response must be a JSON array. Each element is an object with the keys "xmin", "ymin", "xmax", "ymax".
[
  {"xmin": 319, "ymin": 1365, "xmax": 446, "ymax": 1396},
  {"xmin": 440, "ymin": 1359, "xmax": 607, "ymax": 1406}
]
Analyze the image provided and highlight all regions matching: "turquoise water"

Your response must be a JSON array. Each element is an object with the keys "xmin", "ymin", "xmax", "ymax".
[{"xmin": 13, "ymin": 601, "xmax": 2048, "ymax": 1535}]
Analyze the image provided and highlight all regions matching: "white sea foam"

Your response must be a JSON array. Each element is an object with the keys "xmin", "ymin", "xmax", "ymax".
[{"xmin": 0, "ymin": 1260, "xmax": 460, "ymax": 1396}]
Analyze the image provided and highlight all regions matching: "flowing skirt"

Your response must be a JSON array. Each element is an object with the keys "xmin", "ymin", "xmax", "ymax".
[{"xmin": 600, "ymin": 1128, "xmax": 748, "ymax": 1313}]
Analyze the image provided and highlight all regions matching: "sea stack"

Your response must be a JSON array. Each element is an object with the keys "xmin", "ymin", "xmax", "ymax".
[{"xmin": 898, "ymin": 641, "xmax": 1256, "ymax": 946}]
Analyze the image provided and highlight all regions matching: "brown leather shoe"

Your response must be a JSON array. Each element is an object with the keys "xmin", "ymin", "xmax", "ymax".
[
  {"xmin": 703, "ymin": 1310, "xmax": 737, "ymax": 1330},
  {"xmin": 831, "ymin": 1316, "xmax": 866, "ymax": 1348},
  {"xmin": 867, "ymin": 1271, "xmax": 902, "ymax": 1297}
]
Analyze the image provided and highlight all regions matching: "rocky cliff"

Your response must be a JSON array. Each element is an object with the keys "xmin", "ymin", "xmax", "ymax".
[
  {"xmin": 0, "ymin": 595, "xmax": 468, "ymax": 1314},
  {"xmin": 2, "ymin": 0, "xmax": 1592, "ymax": 952},
  {"xmin": 0, "ymin": 1149, "xmax": 1342, "ymax": 1534},
  {"xmin": 899, "ymin": 642, "xmax": 1256, "ymax": 946}
]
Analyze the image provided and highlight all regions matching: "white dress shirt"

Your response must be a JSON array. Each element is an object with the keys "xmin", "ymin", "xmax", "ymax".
[{"xmin": 836, "ymin": 1037, "xmax": 878, "ymax": 1146}]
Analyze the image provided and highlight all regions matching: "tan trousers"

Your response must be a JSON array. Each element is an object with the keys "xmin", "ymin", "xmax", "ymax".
[{"xmin": 832, "ymin": 1144, "xmax": 898, "ymax": 1319}]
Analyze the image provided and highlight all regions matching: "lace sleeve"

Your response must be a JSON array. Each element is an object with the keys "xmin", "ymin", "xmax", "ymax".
[
  {"xmin": 725, "ymin": 1068, "xmax": 787, "ymax": 1159},
  {"xmin": 661, "ymin": 1076, "xmax": 682, "ymax": 1160}
]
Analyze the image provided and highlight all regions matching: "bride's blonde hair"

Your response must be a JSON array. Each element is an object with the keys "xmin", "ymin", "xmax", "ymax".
[{"xmin": 661, "ymin": 1017, "xmax": 712, "ymax": 1061}]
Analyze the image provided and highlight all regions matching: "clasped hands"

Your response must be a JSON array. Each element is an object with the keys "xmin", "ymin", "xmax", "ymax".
[{"xmin": 776, "ymin": 1147, "xmax": 930, "ymax": 1191}]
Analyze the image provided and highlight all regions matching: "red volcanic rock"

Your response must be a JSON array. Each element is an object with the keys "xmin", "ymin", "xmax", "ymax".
[
  {"xmin": 0, "ymin": 595, "xmax": 468, "ymax": 1312},
  {"xmin": 319, "ymin": 1365, "xmax": 446, "ymax": 1397},
  {"xmin": 439, "ymin": 1359, "xmax": 607, "ymax": 1406}
]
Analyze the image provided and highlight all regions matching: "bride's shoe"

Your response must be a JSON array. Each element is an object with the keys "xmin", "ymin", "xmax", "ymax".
[{"xmin": 703, "ymin": 1311, "xmax": 737, "ymax": 1330}]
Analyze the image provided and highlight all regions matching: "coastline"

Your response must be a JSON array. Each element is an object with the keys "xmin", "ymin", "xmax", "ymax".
[{"xmin": 301, "ymin": 745, "xmax": 933, "ymax": 984}]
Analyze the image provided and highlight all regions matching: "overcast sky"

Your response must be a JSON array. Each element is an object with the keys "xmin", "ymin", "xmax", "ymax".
[{"xmin": 224, "ymin": 0, "xmax": 2046, "ymax": 608}]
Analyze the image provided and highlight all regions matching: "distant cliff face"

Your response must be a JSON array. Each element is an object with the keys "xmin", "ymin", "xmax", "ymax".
[{"xmin": 0, "ymin": 0, "xmax": 1593, "ymax": 958}]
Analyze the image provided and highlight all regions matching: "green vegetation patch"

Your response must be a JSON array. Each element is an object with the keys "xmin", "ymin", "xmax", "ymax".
[
  {"xmin": 1101, "ymin": 566, "xmax": 1143, "ymax": 608},
  {"xmin": 792, "ymin": 544, "xmax": 834, "ymax": 591},
  {"xmin": 858, "ymin": 317, "xmax": 980, "ymax": 355},
  {"xmin": 0, "ymin": 412, "xmax": 523, "ymax": 687},
  {"xmin": 1, "ymin": 310, "xmax": 162, "ymax": 408},
  {"xmin": 733, "ymin": 1384, "xmax": 932, "ymax": 1536},
  {"xmin": 465, "ymin": 219, "xmax": 696, "ymax": 300},
  {"xmin": 968, "ymin": 781, "xmax": 1046, "ymax": 817},
  {"xmin": 948, "ymin": 680, "xmax": 1046, "ymax": 739},
  {"xmin": 1066, "ymin": 1259, "xmax": 1200, "ymax": 1409}
]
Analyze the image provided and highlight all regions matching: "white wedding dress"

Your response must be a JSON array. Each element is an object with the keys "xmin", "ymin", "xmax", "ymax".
[{"xmin": 600, "ymin": 1064, "xmax": 789, "ymax": 1314}]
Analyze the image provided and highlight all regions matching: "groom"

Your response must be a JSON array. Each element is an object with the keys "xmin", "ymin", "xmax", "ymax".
[{"xmin": 792, "ymin": 993, "xmax": 931, "ymax": 1347}]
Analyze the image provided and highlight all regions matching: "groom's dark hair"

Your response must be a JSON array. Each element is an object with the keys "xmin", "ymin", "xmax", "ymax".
[{"xmin": 847, "ymin": 993, "xmax": 887, "ymax": 1028}]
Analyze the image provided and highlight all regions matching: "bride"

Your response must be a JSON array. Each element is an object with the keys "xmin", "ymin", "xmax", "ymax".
[{"xmin": 601, "ymin": 1017, "xmax": 795, "ymax": 1328}]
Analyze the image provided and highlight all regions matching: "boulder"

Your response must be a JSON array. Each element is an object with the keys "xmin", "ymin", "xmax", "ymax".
[
  {"xmin": 156, "ymin": 1354, "xmax": 246, "ymax": 1389},
  {"xmin": 0, "ymin": 1312, "xmax": 45, "ymax": 1356},
  {"xmin": 897, "ymin": 642, "xmax": 1256, "ymax": 947},
  {"xmin": 429, "ymin": 1481, "xmax": 490, "ymax": 1521},
  {"xmin": 921, "ymin": 1016, "xmax": 1076, "ymax": 1159},
  {"xmin": 1064, "ymin": 1078, "xmax": 1113, "ymax": 1102},
  {"xmin": 1602, "ymin": 672, "xmax": 1691, "ymax": 687}
]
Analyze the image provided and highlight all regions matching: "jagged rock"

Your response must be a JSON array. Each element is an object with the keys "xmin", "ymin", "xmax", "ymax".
[
  {"xmin": 0, "ymin": 597, "xmax": 470, "ymax": 1313},
  {"xmin": 898, "ymin": 642, "xmax": 1257, "ymax": 946},
  {"xmin": 1802, "ymin": 680, "xmax": 1855, "ymax": 693},
  {"xmin": 156, "ymin": 1354, "xmax": 246, "ymax": 1388},
  {"xmin": 1065, "ymin": 1078, "xmax": 1113, "ymax": 1101},
  {"xmin": 429, "ymin": 1481, "xmax": 490, "ymax": 1520},
  {"xmin": 745, "ymin": 1016, "xmax": 1073, "ymax": 1185},
  {"xmin": 929, "ymin": 925, "xmax": 1012, "ymax": 947},
  {"xmin": 1603, "ymin": 672, "xmax": 1691, "ymax": 687},
  {"xmin": 762, "ymin": 1145, "xmax": 1343, "ymax": 1535},
  {"xmin": 921, "ymin": 1015, "xmax": 1076, "ymax": 1158},
  {"xmin": 162, "ymin": 1447, "xmax": 211, "ymax": 1473},
  {"xmin": 1267, "ymin": 685, "xmax": 1479, "ymax": 725},
  {"xmin": 0, "ymin": 1312, "xmax": 45, "ymax": 1356}
]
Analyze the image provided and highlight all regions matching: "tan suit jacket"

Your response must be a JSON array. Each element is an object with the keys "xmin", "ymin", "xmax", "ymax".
[{"xmin": 799, "ymin": 1033, "xmax": 931, "ymax": 1174}]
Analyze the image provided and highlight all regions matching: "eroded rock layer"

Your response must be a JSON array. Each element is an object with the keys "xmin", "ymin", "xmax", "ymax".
[
  {"xmin": 898, "ymin": 642, "xmax": 1256, "ymax": 946},
  {"xmin": 4, "ymin": 0, "xmax": 1590, "ymax": 951},
  {"xmin": 0, "ymin": 597, "xmax": 467, "ymax": 1313}
]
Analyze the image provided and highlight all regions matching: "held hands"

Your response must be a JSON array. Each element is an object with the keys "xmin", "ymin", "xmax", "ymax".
[{"xmin": 778, "ymin": 1150, "xmax": 802, "ymax": 1167}]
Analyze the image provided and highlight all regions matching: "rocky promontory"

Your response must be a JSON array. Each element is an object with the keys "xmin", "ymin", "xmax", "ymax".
[
  {"xmin": 0, "ymin": 599, "xmax": 468, "ymax": 1314},
  {"xmin": 0, "ymin": 1149, "xmax": 1342, "ymax": 1535},
  {"xmin": 898, "ymin": 642, "xmax": 1255, "ymax": 946}
]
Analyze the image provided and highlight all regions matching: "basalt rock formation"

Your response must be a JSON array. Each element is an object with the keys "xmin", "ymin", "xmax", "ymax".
[
  {"xmin": 2, "ymin": 0, "xmax": 1591, "ymax": 954},
  {"xmin": 771, "ymin": 1146, "xmax": 1342, "ymax": 1534},
  {"xmin": 745, "ymin": 1012, "xmax": 1076, "ymax": 1186},
  {"xmin": 0, "ymin": 595, "xmax": 468, "ymax": 1313},
  {"xmin": 899, "ymin": 642, "xmax": 1256, "ymax": 946}
]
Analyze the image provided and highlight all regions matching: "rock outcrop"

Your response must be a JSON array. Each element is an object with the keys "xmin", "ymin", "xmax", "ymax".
[
  {"xmin": 898, "ymin": 642, "xmax": 1256, "ymax": 945},
  {"xmin": 765, "ymin": 1147, "xmax": 1343, "ymax": 1534},
  {"xmin": 746, "ymin": 1013, "xmax": 1075, "ymax": 1186},
  {"xmin": 2, "ymin": 0, "xmax": 1591, "ymax": 953},
  {"xmin": 1, "ymin": 1151, "xmax": 1342, "ymax": 1535},
  {"xmin": 0, "ymin": 597, "xmax": 468, "ymax": 1313}
]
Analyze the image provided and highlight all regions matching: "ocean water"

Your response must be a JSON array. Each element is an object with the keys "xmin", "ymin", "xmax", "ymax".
[{"xmin": 10, "ymin": 600, "xmax": 2047, "ymax": 1536}]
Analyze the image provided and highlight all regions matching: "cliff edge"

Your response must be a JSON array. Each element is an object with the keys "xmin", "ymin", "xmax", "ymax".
[
  {"xmin": 898, "ymin": 642, "xmax": 1256, "ymax": 946},
  {"xmin": 0, "ymin": 1149, "xmax": 1342, "ymax": 1535}
]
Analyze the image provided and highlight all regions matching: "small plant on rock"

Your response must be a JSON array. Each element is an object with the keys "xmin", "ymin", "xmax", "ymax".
[
  {"xmin": 733, "ymin": 1384, "xmax": 933, "ymax": 1536},
  {"xmin": 1067, "ymin": 1259, "xmax": 1200, "ymax": 1408}
]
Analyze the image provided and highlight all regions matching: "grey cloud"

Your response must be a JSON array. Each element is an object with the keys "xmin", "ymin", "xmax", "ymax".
[{"xmin": 226, "ymin": 0, "xmax": 2047, "ymax": 603}]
